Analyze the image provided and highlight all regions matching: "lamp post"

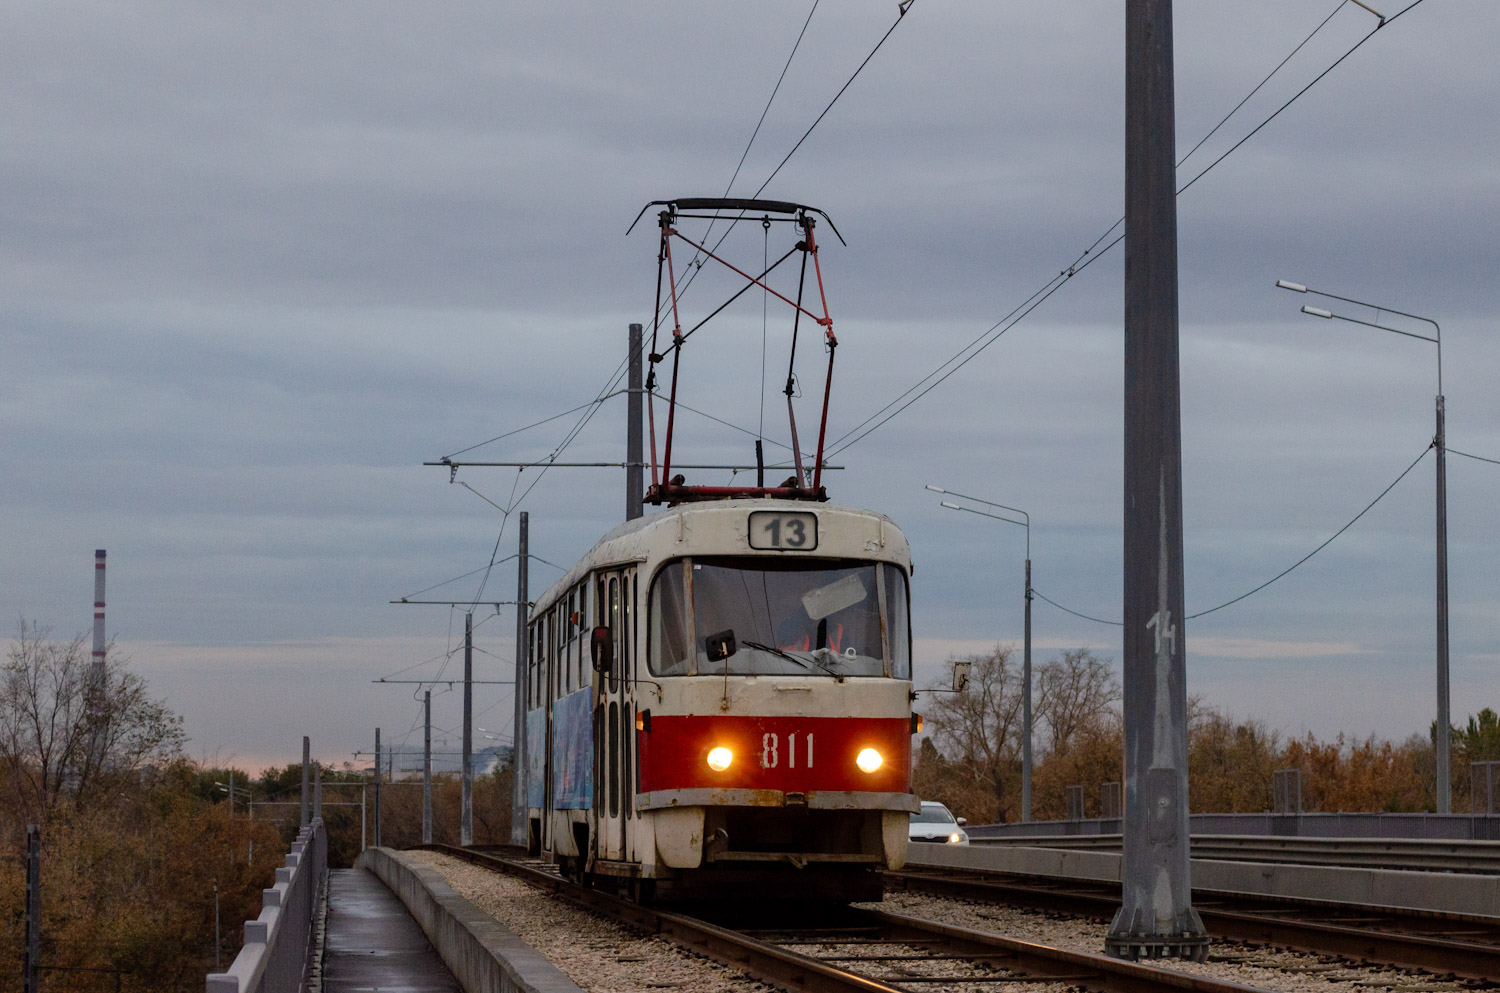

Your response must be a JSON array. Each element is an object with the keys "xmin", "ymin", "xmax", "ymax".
[
  {"xmin": 927, "ymin": 484, "xmax": 1033, "ymax": 823},
  {"xmin": 1277, "ymin": 279, "xmax": 1450, "ymax": 814}
]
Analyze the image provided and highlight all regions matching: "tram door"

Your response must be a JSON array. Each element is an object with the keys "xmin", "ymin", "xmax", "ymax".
[{"xmin": 594, "ymin": 568, "xmax": 635, "ymax": 862}]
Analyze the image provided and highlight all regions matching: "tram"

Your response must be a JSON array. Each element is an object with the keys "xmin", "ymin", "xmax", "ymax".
[
  {"xmin": 521, "ymin": 197, "xmax": 918, "ymax": 901},
  {"xmin": 522, "ymin": 499, "xmax": 916, "ymax": 901}
]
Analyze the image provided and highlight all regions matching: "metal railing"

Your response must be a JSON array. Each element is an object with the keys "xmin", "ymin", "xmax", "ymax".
[{"xmin": 206, "ymin": 819, "xmax": 327, "ymax": 993}]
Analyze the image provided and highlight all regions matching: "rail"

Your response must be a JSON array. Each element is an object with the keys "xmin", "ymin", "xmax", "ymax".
[
  {"xmin": 206, "ymin": 819, "xmax": 328, "ymax": 993},
  {"xmin": 426, "ymin": 845, "xmax": 1277, "ymax": 993}
]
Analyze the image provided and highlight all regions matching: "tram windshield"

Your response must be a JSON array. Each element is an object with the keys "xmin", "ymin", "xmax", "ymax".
[{"xmin": 649, "ymin": 557, "xmax": 910, "ymax": 679}]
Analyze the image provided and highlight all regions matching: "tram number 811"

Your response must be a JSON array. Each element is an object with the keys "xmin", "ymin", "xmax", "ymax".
[{"xmin": 761, "ymin": 731, "xmax": 813, "ymax": 769}]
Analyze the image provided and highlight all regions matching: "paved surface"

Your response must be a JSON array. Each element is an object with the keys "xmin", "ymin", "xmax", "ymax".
[{"xmin": 323, "ymin": 867, "xmax": 462, "ymax": 992}]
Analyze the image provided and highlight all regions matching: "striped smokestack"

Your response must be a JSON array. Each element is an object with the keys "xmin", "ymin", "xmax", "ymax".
[{"xmin": 93, "ymin": 549, "xmax": 107, "ymax": 669}]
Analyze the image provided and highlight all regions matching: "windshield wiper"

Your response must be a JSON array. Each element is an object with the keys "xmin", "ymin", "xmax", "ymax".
[{"xmin": 743, "ymin": 640, "xmax": 844, "ymax": 681}]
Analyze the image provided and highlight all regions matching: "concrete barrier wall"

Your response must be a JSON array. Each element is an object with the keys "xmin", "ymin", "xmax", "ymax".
[
  {"xmin": 357, "ymin": 847, "xmax": 583, "ymax": 993},
  {"xmin": 907, "ymin": 842, "xmax": 1500, "ymax": 918},
  {"xmin": 207, "ymin": 819, "xmax": 327, "ymax": 993},
  {"xmin": 967, "ymin": 811, "xmax": 1500, "ymax": 841}
]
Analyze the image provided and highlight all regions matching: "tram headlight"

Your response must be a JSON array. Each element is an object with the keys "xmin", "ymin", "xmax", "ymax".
[
  {"xmin": 855, "ymin": 747, "xmax": 883, "ymax": 774},
  {"xmin": 706, "ymin": 746, "xmax": 733, "ymax": 772}
]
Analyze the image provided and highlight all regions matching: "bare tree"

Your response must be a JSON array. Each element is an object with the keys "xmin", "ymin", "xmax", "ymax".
[
  {"xmin": 923, "ymin": 646, "xmax": 1023, "ymax": 813},
  {"xmin": 1035, "ymin": 648, "xmax": 1120, "ymax": 756},
  {"xmin": 2, "ymin": 619, "xmax": 184, "ymax": 821}
]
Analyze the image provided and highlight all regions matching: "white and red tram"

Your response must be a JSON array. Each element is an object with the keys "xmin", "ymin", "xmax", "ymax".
[{"xmin": 522, "ymin": 499, "xmax": 917, "ymax": 901}]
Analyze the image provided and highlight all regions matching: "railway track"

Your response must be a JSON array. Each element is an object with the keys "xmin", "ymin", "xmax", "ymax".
[
  {"xmin": 884, "ymin": 865, "xmax": 1500, "ymax": 983},
  {"xmin": 428, "ymin": 845, "xmax": 1277, "ymax": 993},
  {"xmin": 968, "ymin": 833, "xmax": 1500, "ymax": 874}
]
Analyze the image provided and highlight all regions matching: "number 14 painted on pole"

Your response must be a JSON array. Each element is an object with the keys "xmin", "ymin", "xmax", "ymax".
[{"xmin": 1146, "ymin": 611, "xmax": 1176, "ymax": 656}]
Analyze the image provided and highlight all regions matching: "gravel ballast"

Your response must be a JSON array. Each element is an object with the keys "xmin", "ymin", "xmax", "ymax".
[
  {"xmin": 407, "ymin": 851, "xmax": 778, "ymax": 993},
  {"xmin": 407, "ymin": 851, "xmax": 1478, "ymax": 992},
  {"xmin": 863, "ymin": 890, "xmax": 1483, "ymax": 993}
]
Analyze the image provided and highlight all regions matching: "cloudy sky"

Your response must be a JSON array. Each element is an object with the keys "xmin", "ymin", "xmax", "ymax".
[{"xmin": 5, "ymin": 1, "xmax": 1497, "ymax": 777}]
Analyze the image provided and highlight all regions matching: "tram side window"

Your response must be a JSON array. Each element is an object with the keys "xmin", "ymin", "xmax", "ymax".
[
  {"xmin": 608, "ymin": 578, "xmax": 620, "ymax": 693},
  {"xmin": 623, "ymin": 575, "xmax": 632, "ymax": 678},
  {"xmin": 883, "ymin": 565, "xmax": 912, "ymax": 680},
  {"xmin": 548, "ymin": 610, "xmax": 558, "ymax": 701},
  {"xmin": 568, "ymin": 585, "xmax": 577, "ymax": 690},
  {"xmin": 577, "ymin": 582, "xmax": 587, "ymax": 689},
  {"xmin": 648, "ymin": 561, "xmax": 691, "ymax": 676}
]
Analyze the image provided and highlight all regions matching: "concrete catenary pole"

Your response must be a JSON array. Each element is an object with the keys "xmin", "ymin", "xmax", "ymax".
[
  {"xmin": 423, "ymin": 689, "xmax": 433, "ymax": 844},
  {"xmin": 373, "ymin": 728, "xmax": 382, "ymax": 848},
  {"xmin": 1106, "ymin": 0, "xmax": 1208, "ymax": 961},
  {"xmin": 1022, "ymin": 558, "xmax": 1033, "ymax": 822},
  {"xmin": 628, "ymin": 323, "xmax": 645, "ymax": 521},
  {"xmin": 512, "ymin": 513, "xmax": 529, "ymax": 846},
  {"xmin": 462, "ymin": 612, "xmax": 473, "ymax": 846},
  {"xmin": 1435, "ymin": 394, "xmax": 1451, "ymax": 813},
  {"xmin": 24, "ymin": 825, "xmax": 40, "ymax": 993},
  {"xmin": 300, "ymin": 736, "xmax": 311, "ymax": 828}
]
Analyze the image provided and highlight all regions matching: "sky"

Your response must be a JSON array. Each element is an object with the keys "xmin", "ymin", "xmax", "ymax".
[{"xmin": 4, "ymin": 2, "xmax": 1497, "ymax": 777}]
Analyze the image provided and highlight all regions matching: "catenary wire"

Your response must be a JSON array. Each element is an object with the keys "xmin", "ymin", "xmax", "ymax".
[
  {"xmin": 1028, "ymin": 443, "xmax": 1432, "ymax": 627},
  {"xmin": 680, "ymin": 0, "xmax": 821, "ymax": 283},
  {"xmin": 1450, "ymin": 448, "xmax": 1500, "ymax": 467},
  {"xmin": 452, "ymin": 5, "xmax": 911, "ymax": 495},
  {"xmin": 442, "ymin": 393, "xmax": 625, "ymax": 461},
  {"xmin": 829, "ymin": 1, "xmax": 1423, "ymax": 456},
  {"xmin": 660, "ymin": 2, "xmax": 916, "ymax": 318}
]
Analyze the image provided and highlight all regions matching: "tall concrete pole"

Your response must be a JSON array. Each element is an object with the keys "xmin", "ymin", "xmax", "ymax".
[
  {"xmin": 1106, "ymin": 0, "xmax": 1208, "ymax": 961},
  {"xmin": 373, "ymin": 728, "xmax": 382, "ymax": 848},
  {"xmin": 512, "ymin": 513, "xmax": 529, "ymax": 845},
  {"xmin": 1435, "ymin": 394, "xmax": 1450, "ymax": 813},
  {"xmin": 462, "ymin": 612, "xmax": 474, "ymax": 846},
  {"xmin": 628, "ymin": 323, "xmax": 645, "ymax": 521},
  {"xmin": 300, "ymin": 736, "xmax": 310, "ymax": 828},
  {"xmin": 1021, "ymin": 558, "xmax": 1033, "ymax": 823},
  {"xmin": 423, "ymin": 689, "xmax": 433, "ymax": 844},
  {"xmin": 24, "ymin": 826, "xmax": 40, "ymax": 993}
]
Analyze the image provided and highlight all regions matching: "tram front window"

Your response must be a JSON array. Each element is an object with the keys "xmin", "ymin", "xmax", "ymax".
[{"xmin": 648, "ymin": 557, "xmax": 910, "ymax": 678}]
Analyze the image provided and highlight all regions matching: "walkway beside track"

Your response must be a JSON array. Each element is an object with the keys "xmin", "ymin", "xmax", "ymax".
[{"xmin": 322, "ymin": 867, "xmax": 462, "ymax": 992}]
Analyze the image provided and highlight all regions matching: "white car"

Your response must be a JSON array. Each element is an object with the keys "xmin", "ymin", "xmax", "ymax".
[{"xmin": 908, "ymin": 800, "xmax": 970, "ymax": 845}]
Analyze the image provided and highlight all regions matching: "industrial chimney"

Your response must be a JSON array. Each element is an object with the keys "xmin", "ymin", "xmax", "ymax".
[{"xmin": 92, "ymin": 549, "xmax": 106, "ymax": 674}]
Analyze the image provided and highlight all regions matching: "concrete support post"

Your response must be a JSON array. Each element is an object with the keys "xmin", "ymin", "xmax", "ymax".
[
  {"xmin": 24, "ymin": 825, "xmax": 40, "ymax": 993},
  {"xmin": 1022, "ymin": 558, "xmax": 1033, "ymax": 823},
  {"xmin": 1435, "ymin": 395, "xmax": 1451, "ymax": 814},
  {"xmin": 512, "ymin": 513, "xmax": 530, "ymax": 846},
  {"xmin": 300, "ymin": 736, "xmax": 310, "ymax": 828},
  {"xmin": 314, "ymin": 763, "xmax": 322, "ymax": 821},
  {"xmin": 423, "ymin": 689, "xmax": 433, "ymax": 845},
  {"xmin": 462, "ymin": 612, "xmax": 473, "ymax": 846},
  {"xmin": 628, "ymin": 323, "xmax": 644, "ymax": 521},
  {"xmin": 1106, "ymin": 0, "xmax": 1208, "ymax": 961},
  {"xmin": 373, "ymin": 728, "xmax": 382, "ymax": 848}
]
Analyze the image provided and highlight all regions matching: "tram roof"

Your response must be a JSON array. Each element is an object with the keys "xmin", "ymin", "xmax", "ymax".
[{"xmin": 530, "ymin": 499, "xmax": 910, "ymax": 616}]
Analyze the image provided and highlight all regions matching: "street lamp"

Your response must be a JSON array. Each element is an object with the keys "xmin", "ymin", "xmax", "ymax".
[
  {"xmin": 1277, "ymin": 279, "xmax": 1450, "ymax": 814},
  {"xmin": 927, "ymin": 483, "xmax": 1034, "ymax": 823}
]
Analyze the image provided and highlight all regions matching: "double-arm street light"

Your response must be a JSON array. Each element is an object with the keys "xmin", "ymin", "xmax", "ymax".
[
  {"xmin": 927, "ymin": 484, "xmax": 1034, "ymax": 822},
  {"xmin": 1276, "ymin": 279, "xmax": 1450, "ymax": 813}
]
